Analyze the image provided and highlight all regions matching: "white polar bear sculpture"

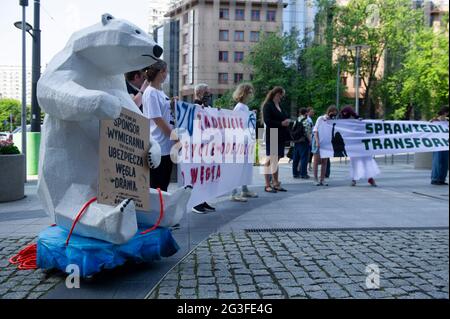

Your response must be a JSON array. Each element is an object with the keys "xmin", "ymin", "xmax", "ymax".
[{"xmin": 37, "ymin": 14, "xmax": 191, "ymax": 244}]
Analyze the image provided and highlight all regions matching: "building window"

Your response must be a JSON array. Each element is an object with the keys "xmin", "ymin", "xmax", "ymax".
[
  {"xmin": 183, "ymin": 54, "xmax": 188, "ymax": 65},
  {"xmin": 218, "ymin": 73, "xmax": 228, "ymax": 84},
  {"xmin": 234, "ymin": 73, "xmax": 244, "ymax": 84},
  {"xmin": 182, "ymin": 75, "xmax": 187, "ymax": 85},
  {"xmin": 251, "ymin": 10, "xmax": 260, "ymax": 21},
  {"xmin": 183, "ymin": 13, "xmax": 189, "ymax": 24},
  {"xmin": 183, "ymin": 33, "xmax": 188, "ymax": 45},
  {"xmin": 341, "ymin": 76, "xmax": 347, "ymax": 86},
  {"xmin": 235, "ymin": 9, "xmax": 245, "ymax": 21},
  {"xmin": 219, "ymin": 51, "xmax": 229, "ymax": 62},
  {"xmin": 250, "ymin": 31, "xmax": 260, "ymax": 42},
  {"xmin": 219, "ymin": 30, "xmax": 229, "ymax": 41},
  {"xmin": 219, "ymin": 8, "xmax": 229, "ymax": 20},
  {"xmin": 250, "ymin": 74, "xmax": 254, "ymax": 81},
  {"xmin": 234, "ymin": 51, "xmax": 244, "ymax": 63},
  {"xmin": 267, "ymin": 10, "xmax": 276, "ymax": 22},
  {"xmin": 234, "ymin": 31, "xmax": 244, "ymax": 42}
]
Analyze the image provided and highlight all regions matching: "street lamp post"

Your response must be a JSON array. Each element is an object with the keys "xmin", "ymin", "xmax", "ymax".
[
  {"xmin": 14, "ymin": 0, "xmax": 41, "ymax": 179},
  {"xmin": 348, "ymin": 44, "xmax": 369, "ymax": 115},
  {"xmin": 31, "ymin": 0, "xmax": 41, "ymax": 133},
  {"xmin": 19, "ymin": 0, "xmax": 28, "ymax": 182}
]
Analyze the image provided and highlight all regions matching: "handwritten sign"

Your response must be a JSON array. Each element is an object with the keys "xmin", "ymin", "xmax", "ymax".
[{"xmin": 98, "ymin": 107, "xmax": 150, "ymax": 211}]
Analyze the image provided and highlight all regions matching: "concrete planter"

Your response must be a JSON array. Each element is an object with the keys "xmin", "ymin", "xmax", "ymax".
[
  {"xmin": 0, "ymin": 154, "xmax": 25, "ymax": 202},
  {"xmin": 414, "ymin": 152, "xmax": 433, "ymax": 170}
]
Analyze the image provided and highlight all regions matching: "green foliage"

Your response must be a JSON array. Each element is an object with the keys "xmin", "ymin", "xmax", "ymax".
[
  {"xmin": 333, "ymin": 0, "xmax": 424, "ymax": 118},
  {"xmin": 0, "ymin": 99, "xmax": 23, "ymax": 132},
  {"xmin": 213, "ymin": 90, "xmax": 235, "ymax": 110},
  {"xmin": 379, "ymin": 25, "xmax": 449, "ymax": 120},
  {"xmin": 244, "ymin": 31, "xmax": 300, "ymax": 115},
  {"xmin": 0, "ymin": 98, "xmax": 46, "ymax": 131},
  {"xmin": 0, "ymin": 140, "xmax": 20, "ymax": 155}
]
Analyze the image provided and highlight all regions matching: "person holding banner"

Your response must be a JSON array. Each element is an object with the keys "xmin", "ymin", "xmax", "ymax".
[
  {"xmin": 262, "ymin": 86, "xmax": 291, "ymax": 193},
  {"xmin": 312, "ymin": 106, "xmax": 338, "ymax": 186},
  {"xmin": 191, "ymin": 83, "xmax": 217, "ymax": 214},
  {"xmin": 231, "ymin": 83, "xmax": 258, "ymax": 202},
  {"xmin": 339, "ymin": 106, "xmax": 379, "ymax": 187},
  {"xmin": 142, "ymin": 59, "xmax": 175, "ymax": 192},
  {"xmin": 431, "ymin": 106, "xmax": 449, "ymax": 185}
]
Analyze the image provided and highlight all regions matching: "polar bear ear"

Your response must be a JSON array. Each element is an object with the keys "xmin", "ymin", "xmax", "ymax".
[{"xmin": 101, "ymin": 13, "xmax": 114, "ymax": 26}]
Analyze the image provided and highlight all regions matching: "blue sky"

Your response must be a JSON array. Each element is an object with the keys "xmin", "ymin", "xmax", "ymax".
[{"xmin": 0, "ymin": 0, "xmax": 152, "ymax": 67}]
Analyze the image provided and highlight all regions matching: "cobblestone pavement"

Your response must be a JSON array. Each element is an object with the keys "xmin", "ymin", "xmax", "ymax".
[
  {"xmin": 147, "ymin": 229, "xmax": 449, "ymax": 299},
  {"xmin": 0, "ymin": 236, "xmax": 64, "ymax": 299}
]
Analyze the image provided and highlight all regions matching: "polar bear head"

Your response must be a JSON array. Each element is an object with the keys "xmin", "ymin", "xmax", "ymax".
[{"xmin": 68, "ymin": 13, "xmax": 163, "ymax": 75}]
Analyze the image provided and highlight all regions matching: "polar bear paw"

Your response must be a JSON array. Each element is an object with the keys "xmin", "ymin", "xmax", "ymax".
[{"xmin": 148, "ymin": 140, "xmax": 162, "ymax": 169}]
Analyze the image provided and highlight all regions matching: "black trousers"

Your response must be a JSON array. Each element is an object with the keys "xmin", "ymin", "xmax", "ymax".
[{"xmin": 150, "ymin": 155, "xmax": 173, "ymax": 192}]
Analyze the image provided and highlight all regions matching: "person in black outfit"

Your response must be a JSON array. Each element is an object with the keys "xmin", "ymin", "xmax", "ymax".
[
  {"xmin": 262, "ymin": 86, "xmax": 291, "ymax": 193},
  {"xmin": 191, "ymin": 83, "xmax": 217, "ymax": 214},
  {"xmin": 125, "ymin": 69, "xmax": 149, "ymax": 113}
]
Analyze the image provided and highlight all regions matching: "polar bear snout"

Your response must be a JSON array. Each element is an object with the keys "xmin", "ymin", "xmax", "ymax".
[{"xmin": 153, "ymin": 45, "xmax": 163, "ymax": 58}]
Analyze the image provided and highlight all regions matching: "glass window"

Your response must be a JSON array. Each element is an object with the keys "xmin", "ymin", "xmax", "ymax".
[
  {"xmin": 250, "ymin": 31, "xmax": 260, "ymax": 42},
  {"xmin": 183, "ymin": 13, "xmax": 189, "ymax": 24},
  {"xmin": 234, "ymin": 73, "xmax": 244, "ymax": 84},
  {"xmin": 219, "ymin": 8, "xmax": 229, "ymax": 20},
  {"xmin": 251, "ymin": 10, "xmax": 260, "ymax": 21},
  {"xmin": 183, "ymin": 54, "xmax": 188, "ymax": 64},
  {"xmin": 267, "ymin": 10, "xmax": 276, "ymax": 22},
  {"xmin": 234, "ymin": 51, "xmax": 244, "ymax": 63},
  {"xmin": 235, "ymin": 9, "xmax": 245, "ymax": 20},
  {"xmin": 219, "ymin": 51, "xmax": 229, "ymax": 62},
  {"xmin": 219, "ymin": 30, "xmax": 229, "ymax": 41},
  {"xmin": 218, "ymin": 73, "xmax": 228, "ymax": 84},
  {"xmin": 234, "ymin": 31, "xmax": 245, "ymax": 42},
  {"xmin": 183, "ymin": 33, "xmax": 188, "ymax": 45}
]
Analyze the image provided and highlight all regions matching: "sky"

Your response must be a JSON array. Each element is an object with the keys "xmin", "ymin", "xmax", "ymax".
[{"xmin": 0, "ymin": 0, "xmax": 152, "ymax": 67}]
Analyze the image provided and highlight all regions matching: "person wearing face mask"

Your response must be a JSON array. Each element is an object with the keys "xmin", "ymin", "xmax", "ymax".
[
  {"xmin": 262, "ymin": 86, "xmax": 291, "ymax": 193},
  {"xmin": 191, "ymin": 83, "xmax": 217, "ymax": 214},
  {"xmin": 142, "ymin": 59, "xmax": 176, "ymax": 191},
  {"xmin": 125, "ymin": 69, "xmax": 149, "ymax": 113},
  {"xmin": 312, "ymin": 105, "xmax": 338, "ymax": 186}
]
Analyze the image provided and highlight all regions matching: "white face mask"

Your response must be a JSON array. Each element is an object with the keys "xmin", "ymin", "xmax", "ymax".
[{"xmin": 163, "ymin": 73, "xmax": 170, "ymax": 85}]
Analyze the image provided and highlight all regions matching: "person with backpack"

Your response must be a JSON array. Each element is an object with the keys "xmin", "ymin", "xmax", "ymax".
[{"xmin": 291, "ymin": 108, "xmax": 312, "ymax": 179}]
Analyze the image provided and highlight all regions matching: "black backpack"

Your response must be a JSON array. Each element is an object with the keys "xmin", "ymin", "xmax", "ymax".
[{"xmin": 289, "ymin": 118, "xmax": 307, "ymax": 142}]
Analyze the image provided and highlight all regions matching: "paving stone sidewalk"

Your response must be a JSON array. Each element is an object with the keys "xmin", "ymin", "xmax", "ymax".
[
  {"xmin": 147, "ymin": 229, "xmax": 449, "ymax": 299},
  {"xmin": 0, "ymin": 236, "xmax": 64, "ymax": 299}
]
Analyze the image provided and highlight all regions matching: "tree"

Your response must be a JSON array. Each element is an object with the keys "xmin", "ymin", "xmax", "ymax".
[
  {"xmin": 244, "ymin": 31, "xmax": 301, "ymax": 117},
  {"xmin": 0, "ymin": 99, "xmax": 23, "ymax": 132},
  {"xmin": 378, "ymin": 20, "xmax": 449, "ymax": 120},
  {"xmin": 333, "ymin": 0, "xmax": 424, "ymax": 118}
]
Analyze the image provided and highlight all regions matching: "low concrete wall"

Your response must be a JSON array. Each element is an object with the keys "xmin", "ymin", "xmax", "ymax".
[
  {"xmin": 0, "ymin": 154, "xmax": 25, "ymax": 202},
  {"xmin": 414, "ymin": 152, "xmax": 433, "ymax": 170}
]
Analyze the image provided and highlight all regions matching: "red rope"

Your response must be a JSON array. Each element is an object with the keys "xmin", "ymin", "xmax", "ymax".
[
  {"xmin": 140, "ymin": 188, "xmax": 165, "ymax": 235},
  {"xmin": 65, "ymin": 197, "xmax": 97, "ymax": 246},
  {"xmin": 9, "ymin": 243, "xmax": 37, "ymax": 270}
]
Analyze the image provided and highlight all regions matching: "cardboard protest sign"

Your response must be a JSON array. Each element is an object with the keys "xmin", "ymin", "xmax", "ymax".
[{"xmin": 98, "ymin": 107, "xmax": 150, "ymax": 211}]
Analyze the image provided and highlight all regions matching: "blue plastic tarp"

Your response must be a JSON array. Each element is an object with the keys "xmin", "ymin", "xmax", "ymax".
[{"xmin": 37, "ymin": 225, "xmax": 179, "ymax": 277}]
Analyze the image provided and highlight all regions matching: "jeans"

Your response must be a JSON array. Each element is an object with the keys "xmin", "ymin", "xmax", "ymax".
[
  {"xmin": 431, "ymin": 151, "xmax": 449, "ymax": 183},
  {"xmin": 292, "ymin": 142, "xmax": 309, "ymax": 177}
]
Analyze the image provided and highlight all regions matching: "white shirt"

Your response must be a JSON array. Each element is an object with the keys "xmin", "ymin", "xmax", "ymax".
[
  {"xmin": 313, "ymin": 115, "xmax": 328, "ymax": 133},
  {"xmin": 233, "ymin": 102, "xmax": 249, "ymax": 113},
  {"xmin": 142, "ymin": 87, "xmax": 174, "ymax": 156}
]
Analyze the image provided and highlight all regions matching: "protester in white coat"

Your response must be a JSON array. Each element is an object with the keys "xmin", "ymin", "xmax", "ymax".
[{"xmin": 339, "ymin": 106, "xmax": 379, "ymax": 187}]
